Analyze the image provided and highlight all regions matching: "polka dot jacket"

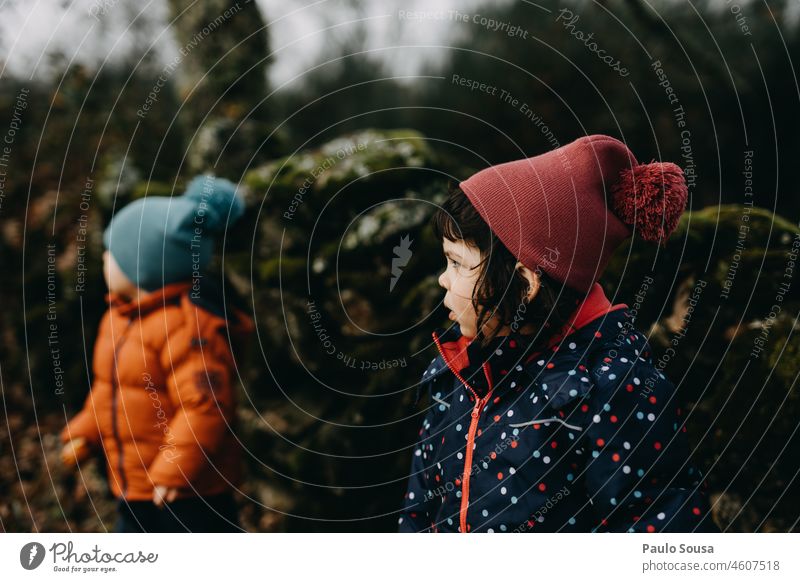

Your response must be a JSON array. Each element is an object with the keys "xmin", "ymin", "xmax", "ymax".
[{"xmin": 398, "ymin": 284, "xmax": 718, "ymax": 533}]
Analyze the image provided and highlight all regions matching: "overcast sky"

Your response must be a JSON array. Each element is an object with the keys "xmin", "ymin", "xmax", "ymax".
[{"xmin": 0, "ymin": 0, "xmax": 517, "ymax": 87}]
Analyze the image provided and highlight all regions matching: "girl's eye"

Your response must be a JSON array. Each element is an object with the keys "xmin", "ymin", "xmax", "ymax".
[{"xmin": 448, "ymin": 259, "xmax": 461, "ymax": 269}]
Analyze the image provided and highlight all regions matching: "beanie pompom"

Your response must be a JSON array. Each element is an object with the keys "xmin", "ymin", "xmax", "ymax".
[
  {"xmin": 184, "ymin": 175, "xmax": 244, "ymax": 232},
  {"xmin": 610, "ymin": 161, "xmax": 687, "ymax": 243}
]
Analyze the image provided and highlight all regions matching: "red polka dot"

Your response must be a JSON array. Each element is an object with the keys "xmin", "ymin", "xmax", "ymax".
[
  {"xmin": 610, "ymin": 415, "xmax": 618, "ymax": 423},
  {"xmin": 494, "ymin": 415, "xmax": 501, "ymax": 422},
  {"xmin": 546, "ymin": 362, "xmax": 555, "ymax": 369},
  {"xmin": 550, "ymin": 441, "xmax": 558, "ymax": 449},
  {"xmin": 533, "ymin": 423, "xmax": 541, "ymax": 430},
  {"xmin": 626, "ymin": 384, "xmax": 634, "ymax": 392},
  {"xmin": 595, "ymin": 331, "xmax": 602, "ymax": 338},
  {"xmin": 692, "ymin": 507, "xmax": 701, "ymax": 516},
  {"xmin": 510, "ymin": 440, "xmax": 518, "ymax": 448},
  {"xmin": 612, "ymin": 453, "xmax": 620, "ymax": 462},
  {"xmin": 649, "ymin": 396, "xmax": 657, "ymax": 404},
  {"xmin": 596, "ymin": 438, "xmax": 605, "ymax": 447},
  {"xmin": 647, "ymin": 525, "xmax": 656, "ymax": 532},
  {"xmin": 493, "ymin": 396, "xmax": 501, "ymax": 404},
  {"xmin": 581, "ymin": 404, "xmax": 590, "ymax": 412},
  {"xmin": 490, "ymin": 452, "xmax": 497, "ymax": 459},
  {"xmin": 538, "ymin": 483, "xmax": 547, "ymax": 492},
  {"xmin": 497, "ymin": 472, "xmax": 503, "ymax": 480},
  {"xmin": 654, "ymin": 442, "xmax": 662, "ymax": 450},
  {"xmin": 509, "ymin": 340, "xmax": 517, "ymax": 348}
]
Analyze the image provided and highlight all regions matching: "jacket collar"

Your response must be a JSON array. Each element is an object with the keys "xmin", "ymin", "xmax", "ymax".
[
  {"xmin": 106, "ymin": 282, "xmax": 191, "ymax": 318},
  {"xmin": 428, "ymin": 283, "xmax": 628, "ymax": 389}
]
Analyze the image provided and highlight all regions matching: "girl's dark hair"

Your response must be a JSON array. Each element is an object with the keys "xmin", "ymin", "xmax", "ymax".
[{"xmin": 432, "ymin": 185, "xmax": 586, "ymax": 348}]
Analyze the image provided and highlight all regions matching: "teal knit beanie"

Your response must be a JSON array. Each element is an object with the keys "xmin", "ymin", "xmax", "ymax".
[{"xmin": 103, "ymin": 175, "xmax": 244, "ymax": 292}]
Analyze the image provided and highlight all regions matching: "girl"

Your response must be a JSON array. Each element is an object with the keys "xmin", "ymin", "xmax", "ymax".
[{"xmin": 399, "ymin": 135, "xmax": 718, "ymax": 533}]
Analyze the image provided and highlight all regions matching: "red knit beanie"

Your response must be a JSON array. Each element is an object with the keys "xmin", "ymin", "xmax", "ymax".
[{"xmin": 459, "ymin": 134, "xmax": 688, "ymax": 293}]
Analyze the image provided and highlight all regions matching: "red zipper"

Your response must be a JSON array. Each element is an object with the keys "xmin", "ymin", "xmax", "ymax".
[{"xmin": 432, "ymin": 332, "xmax": 494, "ymax": 533}]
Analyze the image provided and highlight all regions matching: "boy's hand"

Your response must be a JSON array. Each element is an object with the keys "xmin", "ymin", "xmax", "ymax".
[
  {"xmin": 61, "ymin": 437, "xmax": 91, "ymax": 467},
  {"xmin": 153, "ymin": 485, "xmax": 179, "ymax": 507}
]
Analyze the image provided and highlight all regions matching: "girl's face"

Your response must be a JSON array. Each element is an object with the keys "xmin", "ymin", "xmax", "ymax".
[
  {"xmin": 438, "ymin": 238, "xmax": 485, "ymax": 338},
  {"xmin": 438, "ymin": 238, "xmax": 541, "ymax": 339}
]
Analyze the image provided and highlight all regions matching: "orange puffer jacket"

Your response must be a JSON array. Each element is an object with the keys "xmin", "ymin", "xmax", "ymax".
[{"xmin": 60, "ymin": 282, "xmax": 254, "ymax": 501}]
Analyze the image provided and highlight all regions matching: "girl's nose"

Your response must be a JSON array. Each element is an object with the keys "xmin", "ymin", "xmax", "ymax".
[{"xmin": 438, "ymin": 270, "xmax": 448, "ymax": 290}]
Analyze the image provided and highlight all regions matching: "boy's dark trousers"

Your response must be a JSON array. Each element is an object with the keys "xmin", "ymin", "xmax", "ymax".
[{"xmin": 113, "ymin": 492, "xmax": 240, "ymax": 532}]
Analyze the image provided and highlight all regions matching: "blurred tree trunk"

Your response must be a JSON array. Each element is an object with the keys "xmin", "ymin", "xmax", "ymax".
[{"xmin": 166, "ymin": 0, "xmax": 274, "ymax": 177}]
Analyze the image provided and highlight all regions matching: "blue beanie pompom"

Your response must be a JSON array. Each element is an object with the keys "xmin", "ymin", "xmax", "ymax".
[{"xmin": 184, "ymin": 174, "xmax": 245, "ymax": 233}]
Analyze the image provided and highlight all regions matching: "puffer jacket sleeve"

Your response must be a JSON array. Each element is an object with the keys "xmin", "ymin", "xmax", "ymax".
[
  {"xmin": 582, "ymin": 340, "xmax": 717, "ymax": 533},
  {"xmin": 60, "ymin": 401, "xmax": 102, "ymax": 447},
  {"xmin": 59, "ymin": 310, "xmax": 111, "ymax": 447},
  {"xmin": 398, "ymin": 385, "xmax": 438, "ymax": 532},
  {"xmin": 147, "ymin": 317, "xmax": 236, "ymax": 489}
]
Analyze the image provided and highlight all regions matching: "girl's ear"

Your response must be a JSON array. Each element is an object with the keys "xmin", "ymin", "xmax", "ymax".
[{"xmin": 515, "ymin": 261, "xmax": 541, "ymax": 303}]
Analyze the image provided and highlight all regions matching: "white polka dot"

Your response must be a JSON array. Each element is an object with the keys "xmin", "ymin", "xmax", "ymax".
[
  {"xmin": 593, "ymin": 415, "xmax": 602, "ymax": 423},
  {"xmin": 507, "ymin": 410, "xmax": 514, "ymax": 417},
  {"xmin": 543, "ymin": 456, "xmax": 551, "ymax": 464},
  {"xmin": 457, "ymin": 452, "xmax": 463, "ymax": 459},
  {"xmin": 509, "ymin": 467, "xmax": 516, "ymax": 474},
  {"xmin": 623, "ymin": 465, "xmax": 631, "ymax": 474},
  {"xmin": 482, "ymin": 509, "xmax": 489, "ymax": 517},
  {"xmin": 408, "ymin": 492, "xmax": 415, "ymax": 499},
  {"xmin": 569, "ymin": 342, "xmax": 576, "ymax": 349},
  {"xmin": 537, "ymin": 360, "xmax": 545, "ymax": 366},
  {"xmin": 647, "ymin": 413, "xmax": 656, "ymax": 421},
  {"xmin": 414, "ymin": 449, "xmax": 422, "ymax": 456},
  {"xmin": 568, "ymin": 369, "xmax": 576, "ymax": 376},
  {"xmin": 500, "ymin": 487, "xmax": 507, "ymax": 495},
  {"xmin": 511, "ymin": 496, "xmax": 518, "ymax": 504},
  {"xmin": 623, "ymin": 441, "xmax": 631, "ymax": 450},
  {"xmin": 657, "ymin": 512, "xmax": 665, "ymax": 520},
  {"xmin": 496, "ymin": 349, "xmax": 503, "ymax": 355}
]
